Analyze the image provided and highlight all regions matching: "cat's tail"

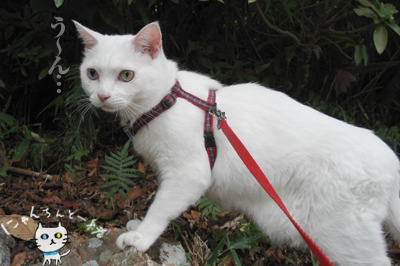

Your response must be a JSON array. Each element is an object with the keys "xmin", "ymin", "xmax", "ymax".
[
  {"xmin": 61, "ymin": 249, "xmax": 71, "ymax": 257},
  {"xmin": 385, "ymin": 175, "xmax": 400, "ymax": 242}
]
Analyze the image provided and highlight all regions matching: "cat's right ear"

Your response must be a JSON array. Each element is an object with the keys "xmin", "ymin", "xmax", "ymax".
[{"xmin": 73, "ymin": 21, "xmax": 101, "ymax": 50}]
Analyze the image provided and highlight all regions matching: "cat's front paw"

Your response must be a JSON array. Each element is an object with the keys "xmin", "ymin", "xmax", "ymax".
[{"xmin": 116, "ymin": 231, "xmax": 153, "ymax": 252}]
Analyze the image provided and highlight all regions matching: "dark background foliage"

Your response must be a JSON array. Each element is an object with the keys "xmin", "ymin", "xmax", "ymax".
[
  {"xmin": 1, "ymin": 1, "xmax": 400, "ymax": 264},
  {"xmin": 1, "ymin": 0, "xmax": 399, "ymax": 169}
]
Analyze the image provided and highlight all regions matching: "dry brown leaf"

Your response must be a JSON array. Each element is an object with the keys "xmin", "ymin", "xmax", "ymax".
[
  {"xmin": 128, "ymin": 187, "xmax": 142, "ymax": 200},
  {"xmin": 63, "ymin": 172, "xmax": 75, "ymax": 183},
  {"xmin": 10, "ymin": 252, "xmax": 26, "ymax": 266},
  {"xmin": 27, "ymin": 191, "xmax": 41, "ymax": 202},
  {"xmin": 146, "ymin": 173, "xmax": 156, "ymax": 179},
  {"xmin": 97, "ymin": 209, "xmax": 113, "ymax": 220},
  {"xmin": 0, "ymin": 214, "xmax": 38, "ymax": 241},
  {"xmin": 182, "ymin": 212, "xmax": 193, "ymax": 219},
  {"xmin": 191, "ymin": 210, "xmax": 201, "ymax": 224},
  {"xmin": 278, "ymin": 249, "xmax": 286, "ymax": 260},
  {"xmin": 138, "ymin": 162, "xmax": 146, "ymax": 173},
  {"xmin": 0, "ymin": 208, "xmax": 5, "ymax": 215},
  {"xmin": 88, "ymin": 168, "xmax": 97, "ymax": 177},
  {"xmin": 116, "ymin": 194, "xmax": 128, "ymax": 208}
]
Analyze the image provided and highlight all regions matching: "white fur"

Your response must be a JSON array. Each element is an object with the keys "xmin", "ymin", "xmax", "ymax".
[{"xmin": 75, "ymin": 21, "xmax": 400, "ymax": 266}]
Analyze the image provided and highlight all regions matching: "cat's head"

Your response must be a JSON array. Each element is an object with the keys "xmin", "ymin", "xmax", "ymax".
[
  {"xmin": 74, "ymin": 21, "xmax": 178, "ymax": 124},
  {"xmin": 34, "ymin": 222, "xmax": 68, "ymax": 253}
]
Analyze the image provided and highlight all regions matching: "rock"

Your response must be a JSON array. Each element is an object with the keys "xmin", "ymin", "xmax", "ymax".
[
  {"xmin": 0, "ymin": 227, "xmax": 17, "ymax": 266},
  {"xmin": 147, "ymin": 238, "xmax": 190, "ymax": 266},
  {"xmin": 13, "ymin": 227, "xmax": 181, "ymax": 266},
  {"xmin": 107, "ymin": 247, "xmax": 161, "ymax": 266}
]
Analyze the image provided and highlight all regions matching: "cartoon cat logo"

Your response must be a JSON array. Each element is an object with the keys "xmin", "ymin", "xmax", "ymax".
[{"xmin": 34, "ymin": 222, "xmax": 70, "ymax": 266}]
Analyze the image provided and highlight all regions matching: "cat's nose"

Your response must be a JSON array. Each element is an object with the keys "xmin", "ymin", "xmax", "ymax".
[{"xmin": 98, "ymin": 94, "xmax": 110, "ymax": 102}]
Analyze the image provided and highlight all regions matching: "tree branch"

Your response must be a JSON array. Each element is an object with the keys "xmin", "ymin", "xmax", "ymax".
[
  {"xmin": 329, "ymin": 23, "xmax": 376, "ymax": 35},
  {"xmin": 255, "ymin": 1, "xmax": 304, "ymax": 47}
]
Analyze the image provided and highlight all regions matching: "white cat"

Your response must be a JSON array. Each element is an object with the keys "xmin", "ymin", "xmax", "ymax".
[
  {"xmin": 34, "ymin": 222, "xmax": 70, "ymax": 266},
  {"xmin": 74, "ymin": 21, "xmax": 400, "ymax": 266}
]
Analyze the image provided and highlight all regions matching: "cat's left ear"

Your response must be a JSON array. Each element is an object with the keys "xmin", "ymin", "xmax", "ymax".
[
  {"xmin": 132, "ymin": 22, "xmax": 162, "ymax": 59},
  {"xmin": 58, "ymin": 221, "xmax": 62, "ymax": 227}
]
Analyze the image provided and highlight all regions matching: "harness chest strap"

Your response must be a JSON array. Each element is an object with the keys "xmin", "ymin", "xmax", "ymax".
[{"xmin": 125, "ymin": 81, "xmax": 217, "ymax": 168}]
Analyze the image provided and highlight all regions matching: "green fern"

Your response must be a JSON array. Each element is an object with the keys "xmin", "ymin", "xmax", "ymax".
[
  {"xmin": 197, "ymin": 197, "xmax": 224, "ymax": 220},
  {"xmin": 101, "ymin": 140, "xmax": 139, "ymax": 203}
]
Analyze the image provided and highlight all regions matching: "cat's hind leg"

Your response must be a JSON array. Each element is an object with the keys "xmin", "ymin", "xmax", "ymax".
[
  {"xmin": 384, "ymin": 180, "xmax": 400, "ymax": 243},
  {"xmin": 316, "ymin": 213, "xmax": 390, "ymax": 266}
]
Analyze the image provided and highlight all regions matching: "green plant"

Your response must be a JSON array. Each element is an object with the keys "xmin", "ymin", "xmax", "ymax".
[
  {"xmin": 354, "ymin": 0, "xmax": 400, "ymax": 54},
  {"xmin": 101, "ymin": 140, "xmax": 139, "ymax": 205},
  {"xmin": 207, "ymin": 228, "xmax": 264, "ymax": 266},
  {"xmin": 197, "ymin": 197, "xmax": 224, "ymax": 220},
  {"xmin": 64, "ymin": 145, "xmax": 89, "ymax": 166},
  {"xmin": 77, "ymin": 218, "xmax": 110, "ymax": 240}
]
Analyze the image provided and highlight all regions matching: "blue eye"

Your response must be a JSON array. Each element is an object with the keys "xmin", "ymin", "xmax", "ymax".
[
  {"xmin": 87, "ymin": 68, "xmax": 98, "ymax": 80},
  {"xmin": 41, "ymin": 234, "xmax": 49, "ymax": 240}
]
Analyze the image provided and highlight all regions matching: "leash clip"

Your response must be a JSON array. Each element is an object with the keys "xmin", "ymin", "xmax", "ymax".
[
  {"xmin": 209, "ymin": 104, "xmax": 226, "ymax": 130},
  {"xmin": 123, "ymin": 121, "xmax": 135, "ymax": 141}
]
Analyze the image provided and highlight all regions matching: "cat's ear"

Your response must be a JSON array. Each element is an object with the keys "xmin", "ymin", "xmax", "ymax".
[
  {"xmin": 38, "ymin": 223, "xmax": 42, "ymax": 229},
  {"xmin": 73, "ymin": 20, "xmax": 101, "ymax": 50},
  {"xmin": 58, "ymin": 221, "xmax": 62, "ymax": 227},
  {"xmin": 132, "ymin": 22, "xmax": 162, "ymax": 59}
]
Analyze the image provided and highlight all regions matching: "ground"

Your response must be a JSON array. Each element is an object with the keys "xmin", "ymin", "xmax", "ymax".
[{"xmin": 1, "ymin": 144, "xmax": 400, "ymax": 266}]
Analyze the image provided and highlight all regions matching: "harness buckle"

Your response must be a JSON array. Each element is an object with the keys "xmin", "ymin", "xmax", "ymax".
[
  {"xmin": 204, "ymin": 132, "xmax": 216, "ymax": 148},
  {"xmin": 161, "ymin": 93, "xmax": 176, "ymax": 109}
]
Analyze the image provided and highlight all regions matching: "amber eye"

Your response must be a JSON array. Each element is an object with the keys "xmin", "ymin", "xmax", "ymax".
[
  {"xmin": 119, "ymin": 70, "xmax": 134, "ymax": 82},
  {"xmin": 87, "ymin": 68, "xmax": 98, "ymax": 80},
  {"xmin": 55, "ymin": 232, "xmax": 62, "ymax": 239}
]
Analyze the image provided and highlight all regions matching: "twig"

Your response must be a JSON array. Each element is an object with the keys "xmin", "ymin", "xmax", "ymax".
[
  {"xmin": 329, "ymin": 23, "xmax": 376, "ymax": 35},
  {"xmin": 7, "ymin": 166, "xmax": 53, "ymax": 180},
  {"xmin": 255, "ymin": 1, "xmax": 304, "ymax": 47}
]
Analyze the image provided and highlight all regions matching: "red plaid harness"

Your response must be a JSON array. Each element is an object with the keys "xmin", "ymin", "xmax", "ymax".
[{"xmin": 124, "ymin": 81, "xmax": 217, "ymax": 168}]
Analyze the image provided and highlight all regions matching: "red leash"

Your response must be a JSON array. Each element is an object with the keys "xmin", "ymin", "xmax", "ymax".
[{"xmin": 216, "ymin": 117, "xmax": 334, "ymax": 266}]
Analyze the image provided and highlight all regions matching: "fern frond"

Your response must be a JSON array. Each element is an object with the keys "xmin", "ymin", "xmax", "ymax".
[{"xmin": 100, "ymin": 140, "xmax": 140, "ymax": 205}]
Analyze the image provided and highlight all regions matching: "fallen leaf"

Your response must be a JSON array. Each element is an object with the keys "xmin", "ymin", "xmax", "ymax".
[
  {"xmin": 0, "ymin": 214, "xmax": 38, "ymax": 241},
  {"xmin": 63, "ymin": 172, "xmax": 75, "ymax": 183},
  {"xmin": 138, "ymin": 162, "xmax": 146, "ymax": 173},
  {"xmin": 41, "ymin": 196, "xmax": 62, "ymax": 204},
  {"xmin": 83, "ymin": 158, "xmax": 99, "ymax": 168},
  {"xmin": 146, "ymin": 173, "xmax": 156, "ymax": 179},
  {"xmin": 88, "ymin": 168, "xmax": 97, "ymax": 177},
  {"xmin": 52, "ymin": 174, "xmax": 60, "ymax": 181},
  {"xmin": 220, "ymin": 214, "xmax": 244, "ymax": 230},
  {"xmin": 0, "ymin": 208, "xmax": 5, "ymax": 215},
  {"xmin": 335, "ymin": 69, "xmax": 356, "ymax": 93},
  {"xmin": 128, "ymin": 187, "xmax": 142, "ymax": 200},
  {"xmin": 182, "ymin": 212, "xmax": 193, "ymax": 219},
  {"xmin": 7, "ymin": 205, "xmax": 23, "ymax": 214},
  {"xmin": 116, "ymin": 194, "xmax": 128, "ymax": 208},
  {"xmin": 28, "ymin": 191, "xmax": 42, "ymax": 202},
  {"xmin": 278, "ymin": 249, "xmax": 286, "ymax": 260},
  {"xmin": 61, "ymin": 202, "xmax": 79, "ymax": 209},
  {"xmin": 191, "ymin": 210, "xmax": 201, "ymax": 224},
  {"xmin": 97, "ymin": 209, "xmax": 113, "ymax": 220},
  {"xmin": 217, "ymin": 211, "xmax": 230, "ymax": 217},
  {"xmin": 10, "ymin": 252, "xmax": 26, "ymax": 266}
]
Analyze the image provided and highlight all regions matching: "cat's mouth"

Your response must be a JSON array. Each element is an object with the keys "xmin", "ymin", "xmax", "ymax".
[
  {"xmin": 50, "ymin": 239, "xmax": 56, "ymax": 245},
  {"xmin": 100, "ymin": 106, "xmax": 117, "ymax": 112}
]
